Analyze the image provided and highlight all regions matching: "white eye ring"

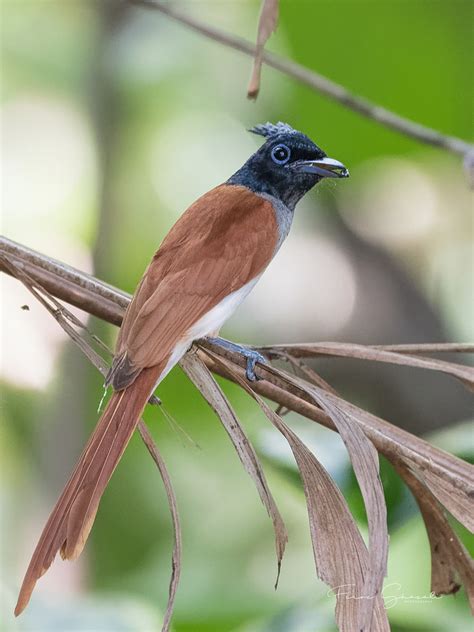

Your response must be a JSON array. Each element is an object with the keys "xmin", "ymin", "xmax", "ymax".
[{"xmin": 271, "ymin": 144, "xmax": 291, "ymax": 165}]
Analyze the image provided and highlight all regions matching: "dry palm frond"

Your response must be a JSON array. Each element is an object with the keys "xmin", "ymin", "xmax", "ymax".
[
  {"xmin": 391, "ymin": 456, "xmax": 474, "ymax": 611},
  {"xmin": 180, "ymin": 352, "xmax": 287, "ymax": 584},
  {"xmin": 203, "ymin": 350, "xmax": 390, "ymax": 632},
  {"xmin": 1, "ymin": 236, "xmax": 473, "ymax": 631}
]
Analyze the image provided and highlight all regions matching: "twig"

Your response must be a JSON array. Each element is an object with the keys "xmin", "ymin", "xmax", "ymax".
[
  {"xmin": 132, "ymin": 0, "xmax": 473, "ymax": 159},
  {"xmin": 259, "ymin": 343, "xmax": 474, "ymax": 387},
  {"xmin": 137, "ymin": 422, "xmax": 181, "ymax": 632}
]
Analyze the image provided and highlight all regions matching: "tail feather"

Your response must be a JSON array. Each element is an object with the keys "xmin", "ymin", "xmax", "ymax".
[{"xmin": 15, "ymin": 365, "xmax": 161, "ymax": 616}]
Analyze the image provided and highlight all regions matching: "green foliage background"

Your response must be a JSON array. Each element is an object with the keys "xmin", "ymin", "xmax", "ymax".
[{"xmin": 1, "ymin": 1, "xmax": 472, "ymax": 631}]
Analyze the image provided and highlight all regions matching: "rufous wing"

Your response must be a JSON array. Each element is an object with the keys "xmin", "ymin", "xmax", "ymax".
[{"xmin": 109, "ymin": 184, "xmax": 278, "ymax": 389}]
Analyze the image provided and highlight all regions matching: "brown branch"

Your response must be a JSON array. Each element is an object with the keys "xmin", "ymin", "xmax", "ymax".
[
  {"xmin": 132, "ymin": 0, "xmax": 474, "ymax": 160},
  {"xmin": 1, "ymin": 237, "xmax": 128, "ymax": 325},
  {"xmin": 263, "ymin": 342, "xmax": 474, "ymax": 356},
  {"xmin": 2, "ymin": 235, "xmax": 473, "ymax": 497},
  {"xmin": 259, "ymin": 343, "xmax": 474, "ymax": 387}
]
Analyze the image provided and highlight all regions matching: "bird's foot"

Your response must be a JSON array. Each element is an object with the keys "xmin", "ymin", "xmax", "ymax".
[
  {"xmin": 241, "ymin": 347, "xmax": 267, "ymax": 381},
  {"xmin": 206, "ymin": 337, "xmax": 266, "ymax": 381}
]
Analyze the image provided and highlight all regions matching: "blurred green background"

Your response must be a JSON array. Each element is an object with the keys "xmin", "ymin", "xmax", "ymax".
[{"xmin": 1, "ymin": 1, "xmax": 473, "ymax": 631}]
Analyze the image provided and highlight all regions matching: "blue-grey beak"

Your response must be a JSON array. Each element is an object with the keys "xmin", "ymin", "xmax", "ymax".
[{"xmin": 296, "ymin": 156, "xmax": 349, "ymax": 178}]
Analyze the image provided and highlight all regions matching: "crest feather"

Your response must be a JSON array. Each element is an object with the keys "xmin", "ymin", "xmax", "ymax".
[{"xmin": 249, "ymin": 121, "xmax": 297, "ymax": 139}]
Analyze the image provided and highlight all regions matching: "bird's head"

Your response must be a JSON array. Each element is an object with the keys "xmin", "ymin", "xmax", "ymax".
[{"xmin": 228, "ymin": 122, "xmax": 349, "ymax": 210}]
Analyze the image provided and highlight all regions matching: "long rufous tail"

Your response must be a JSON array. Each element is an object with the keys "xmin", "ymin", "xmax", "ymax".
[{"xmin": 15, "ymin": 364, "xmax": 162, "ymax": 616}]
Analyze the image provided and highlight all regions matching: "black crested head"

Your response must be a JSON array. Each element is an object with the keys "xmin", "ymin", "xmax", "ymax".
[{"xmin": 227, "ymin": 122, "xmax": 349, "ymax": 210}]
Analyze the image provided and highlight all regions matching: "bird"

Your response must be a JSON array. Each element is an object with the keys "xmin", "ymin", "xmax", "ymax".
[{"xmin": 15, "ymin": 121, "xmax": 348, "ymax": 615}]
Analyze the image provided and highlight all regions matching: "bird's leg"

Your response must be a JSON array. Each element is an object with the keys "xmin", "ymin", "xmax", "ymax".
[{"xmin": 206, "ymin": 337, "xmax": 266, "ymax": 381}]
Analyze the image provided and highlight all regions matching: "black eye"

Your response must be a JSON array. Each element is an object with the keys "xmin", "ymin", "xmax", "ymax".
[{"xmin": 271, "ymin": 144, "xmax": 290, "ymax": 165}]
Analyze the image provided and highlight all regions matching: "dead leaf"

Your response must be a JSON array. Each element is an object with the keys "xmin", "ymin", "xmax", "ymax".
[
  {"xmin": 304, "ymin": 386, "xmax": 388, "ymax": 631},
  {"xmin": 309, "ymin": 385, "xmax": 474, "ymax": 535},
  {"xmin": 307, "ymin": 382, "xmax": 474, "ymax": 535},
  {"xmin": 247, "ymin": 0, "xmax": 279, "ymax": 99},
  {"xmin": 416, "ymin": 466, "xmax": 474, "ymax": 534},
  {"xmin": 392, "ymin": 457, "xmax": 474, "ymax": 613},
  {"xmin": 181, "ymin": 351, "xmax": 288, "ymax": 581},
  {"xmin": 204, "ymin": 350, "xmax": 389, "ymax": 632},
  {"xmin": 255, "ymin": 359, "xmax": 389, "ymax": 629}
]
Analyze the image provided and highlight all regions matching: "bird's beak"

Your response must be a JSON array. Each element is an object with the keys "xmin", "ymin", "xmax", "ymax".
[{"xmin": 296, "ymin": 156, "xmax": 349, "ymax": 178}]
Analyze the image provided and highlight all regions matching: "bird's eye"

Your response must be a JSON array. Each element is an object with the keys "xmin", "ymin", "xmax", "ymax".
[{"xmin": 271, "ymin": 144, "xmax": 291, "ymax": 165}]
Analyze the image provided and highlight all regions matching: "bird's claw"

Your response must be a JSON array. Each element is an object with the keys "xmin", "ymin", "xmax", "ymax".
[
  {"xmin": 205, "ymin": 337, "xmax": 266, "ymax": 381},
  {"xmin": 243, "ymin": 349, "xmax": 266, "ymax": 381}
]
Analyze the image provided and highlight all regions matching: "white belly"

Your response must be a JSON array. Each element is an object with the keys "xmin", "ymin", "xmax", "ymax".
[{"xmin": 156, "ymin": 276, "xmax": 260, "ymax": 385}]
